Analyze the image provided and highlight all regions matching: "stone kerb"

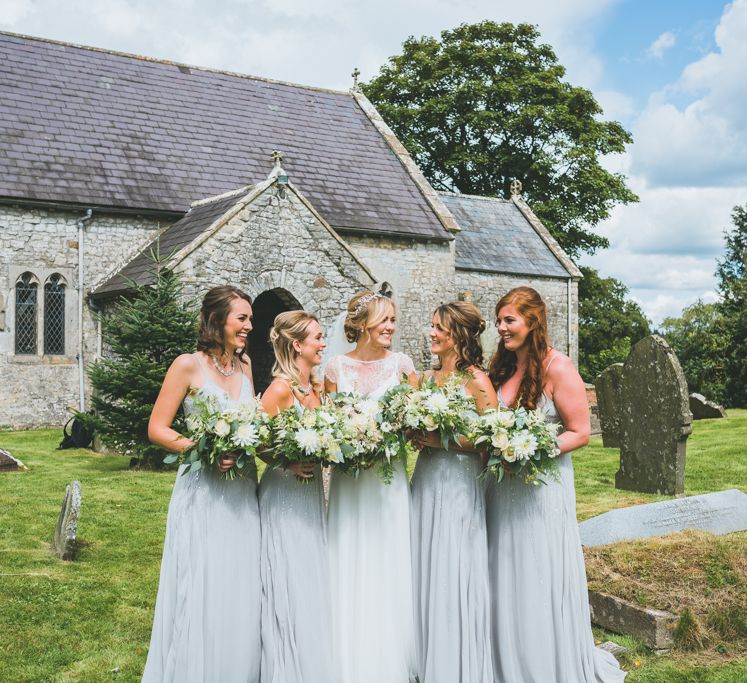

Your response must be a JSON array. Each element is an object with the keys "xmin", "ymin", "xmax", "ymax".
[
  {"xmin": 615, "ymin": 336, "xmax": 692, "ymax": 496},
  {"xmin": 54, "ymin": 480, "xmax": 81, "ymax": 560},
  {"xmin": 595, "ymin": 363, "xmax": 624, "ymax": 448}
]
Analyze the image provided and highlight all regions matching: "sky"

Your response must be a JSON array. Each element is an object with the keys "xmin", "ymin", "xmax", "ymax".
[{"xmin": 2, "ymin": 0, "xmax": 744, "ymax": 324}]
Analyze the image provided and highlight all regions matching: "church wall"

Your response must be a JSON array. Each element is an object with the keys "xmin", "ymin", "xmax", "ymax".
[
  {"xmin": 343, "ymin": 234, "xmax": 456, "ymax": 371},
  {"xmin": 453, "ymin": 270, "xmax": 579, "ymax": 365},
  {"xmin": 0, "ymin": 205, "xmax": 163, "ymax": 428}
]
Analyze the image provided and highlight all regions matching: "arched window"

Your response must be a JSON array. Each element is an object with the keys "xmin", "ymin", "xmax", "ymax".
[
  {"xmin": 15, "ymin": 272, "xmax": 38, "ymax": 355},
  {"xmin": 44, "ymin": 274, "xmax": 66, "ymax": 355}
]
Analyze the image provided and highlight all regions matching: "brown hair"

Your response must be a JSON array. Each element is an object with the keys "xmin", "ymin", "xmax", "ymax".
[
  {"xmin": 487, "ymin": 287, "xmax": 549, "ymax": 410},
  {"xmin": 196, "ymin": 286, "xmax": 253, "ymax": 360},
  {"xmin": 433, "ymin": 301, "xmax": 486, "ymax": 372},
  {"xmin": 344, "ymin": 289, "xmax": 396, "ymax": 344},
  {"xmin": 269, "ymin": 310, "xmax": 323, "ymax": 392}
]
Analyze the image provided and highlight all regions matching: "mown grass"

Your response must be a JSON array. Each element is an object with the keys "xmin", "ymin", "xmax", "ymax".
[{"xmin": 0, "ymin": 410, "xmax": 745, "ymax": 681}]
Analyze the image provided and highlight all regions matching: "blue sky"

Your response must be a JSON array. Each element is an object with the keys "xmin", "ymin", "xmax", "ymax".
[{"xmin": 2, "ymin": 0, "xmax": 744, "ymax": 324}]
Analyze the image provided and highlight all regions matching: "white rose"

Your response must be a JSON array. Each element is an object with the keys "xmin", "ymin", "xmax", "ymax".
[
  {"xmin": 491, "ymin": 429, "xmax": 510, "ymax": 451},
  {"xmin": 213, "ymin": 419, "xmax": 230, "ymax": 437}
]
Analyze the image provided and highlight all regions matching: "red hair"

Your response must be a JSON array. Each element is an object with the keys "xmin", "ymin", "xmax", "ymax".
[{"xmin": 487, "ymin": 287, "xmax": 550, "ymax": 410}]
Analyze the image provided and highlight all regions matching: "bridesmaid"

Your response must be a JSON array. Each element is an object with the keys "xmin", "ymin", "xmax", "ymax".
[
  {"xmin": 410, "ymin": 301, "xmax": 496, "ymax": 683},
  {"xmin": 144, "ymin": 286, "xmax": 261, "ymax": 683},
  {"xmin": 486, "ymin": 286, "xmax": 626, "ymax": 682},
  {"xmin": 258, "ymin": 310, "xmax": 336, "ymax": 683}
]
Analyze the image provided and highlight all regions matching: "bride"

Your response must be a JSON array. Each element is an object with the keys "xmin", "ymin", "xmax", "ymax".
[{"xmin": 324, "ymin": 288, "xmax": 418, "ymax": 683}]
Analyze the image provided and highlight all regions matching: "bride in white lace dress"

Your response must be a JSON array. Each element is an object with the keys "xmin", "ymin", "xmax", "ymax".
[{"xmin": 324, "ymin": 290, "xmax": 419, "ymax": 683}]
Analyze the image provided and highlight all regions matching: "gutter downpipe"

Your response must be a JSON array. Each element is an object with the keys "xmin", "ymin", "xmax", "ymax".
[{"xmin": 77, "ymin": 209, "xmax": 93, "ymax": 412}]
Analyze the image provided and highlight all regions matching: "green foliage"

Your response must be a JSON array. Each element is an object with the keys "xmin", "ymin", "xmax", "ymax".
[
  {"xmin": 86, "ymin": 260, "xmax": 198, "ymax": 466},
  {"xmin": 577, "ymin": 266, "xmax": 651, "ymax": 382},
  {"xmin": 716, "ymin": 204, "xmax": 747, "ymax": 407},
  {"xmin": 674, "ymin": 608, "xmax": 705, "ymax": 651},
  {"xmin": 363, "ymin": 21, "xmax": 638, "ymax": 258},
  {"xmin": 659, "ymin": 301, "xmax": 729, "ymax": 405}
]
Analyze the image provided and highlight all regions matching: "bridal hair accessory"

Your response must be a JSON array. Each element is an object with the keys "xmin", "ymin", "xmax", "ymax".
[{"xmin": 353, "ymin": 282, "xmax": 393, "ymax": 316}]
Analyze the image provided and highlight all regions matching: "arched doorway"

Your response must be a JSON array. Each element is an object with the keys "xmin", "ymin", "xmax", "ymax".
[{"xmin": 250, "ymin": 288, "xmax": 303, "ymax": 393}]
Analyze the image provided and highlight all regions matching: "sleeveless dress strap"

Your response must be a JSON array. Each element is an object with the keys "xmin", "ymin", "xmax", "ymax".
[{"xmin": 544, "ymin": 350, "xmax": 559, "ymax": 372}]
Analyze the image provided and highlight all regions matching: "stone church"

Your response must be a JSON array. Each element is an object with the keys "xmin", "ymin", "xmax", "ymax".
[{"xmin": 0, "ymin": 31, "xmax": 581, "ymax": 429}]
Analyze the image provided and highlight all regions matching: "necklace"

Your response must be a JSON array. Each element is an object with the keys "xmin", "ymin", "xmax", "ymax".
[
  {"xmin": 293, "ymin": 380, "xmax": 312, "ymax": 396},
  {"xmin": 211, "ymin": 353, "xmax": 236, "ymax": 377}
]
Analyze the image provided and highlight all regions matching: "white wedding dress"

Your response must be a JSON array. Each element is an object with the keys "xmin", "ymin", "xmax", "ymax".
[{"xmin": 325, "ymin": 352, "xmax": 418, "ymax": 683}]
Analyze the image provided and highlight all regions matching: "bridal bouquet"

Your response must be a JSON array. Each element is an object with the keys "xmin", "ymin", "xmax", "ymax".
[
  {"xmin": 268, "ymin": 398, "xmax": 345, "ymax": 473},
  {"xmin": 165, "ymin": 392, "xmax": 270, "ymax": 480},
  {"xmin": 470, "ymin": 406, "xmax": 561, "ymax": 485},
  {"xmin": 390, "ymin": 374, "xmax": 478, "ymax": 450}
]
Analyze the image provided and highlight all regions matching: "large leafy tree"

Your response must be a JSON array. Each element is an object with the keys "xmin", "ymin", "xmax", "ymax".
[
  {"xmin": 659, "ymin": 301, "xmax": 729, "ymax": 405},
  {"xmin": 577, "ymin": 266, "xmax": 650, "ymax": 382},
  {"xmin": 716, "ymin": 204, "xmax": 747, "ymax": 406},
  {"xmin": 85, "ymin": 259, "xmax": 198, "ymax": 467},
  {"xmin": 364, "ymin": 21, "xmax": 638, "ymax": 258}
]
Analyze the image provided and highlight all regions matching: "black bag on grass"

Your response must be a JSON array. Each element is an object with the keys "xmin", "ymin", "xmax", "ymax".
[{"xmin": 58, "ymin": 415, "xmax": 95, "ymax": 450}]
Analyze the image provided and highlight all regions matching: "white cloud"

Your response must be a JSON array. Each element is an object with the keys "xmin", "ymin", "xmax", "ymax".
[
  {"xmin": 2, "ymin": 0, "xmax": 34, "ymax": 26},
  {"xmin": 646, "ymin": 30, "xmax": 676, "ymax": 59},
  {"xmin": 632, "ymin": 0, "xmax": 747, "ymax": 187}
]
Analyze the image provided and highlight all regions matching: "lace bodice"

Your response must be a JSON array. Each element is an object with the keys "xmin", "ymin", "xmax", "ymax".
[{"xmin": 325, "ymin": 352, "xmax": 415, "ymax": 399}]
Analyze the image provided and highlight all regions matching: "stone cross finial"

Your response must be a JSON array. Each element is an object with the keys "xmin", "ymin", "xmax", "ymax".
[
  {"xmin": 510, "ymin": 179, "xmax": 523, "ymax": 197},
  {"xmin": 269, "ymin": 150, "xmax": 287, "ymax": 180},
  {"xmin": 351, "ymin": 67, "xmax": 361, "ymax": 91}
]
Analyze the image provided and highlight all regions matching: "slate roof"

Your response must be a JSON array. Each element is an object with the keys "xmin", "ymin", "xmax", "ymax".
[
  {"xmin": 94, "ymin": 190, "xmax": 250, "ymax": 296},
  {"xmin": 439, "ymin": 193, "xmax": 572, "ymax": 278},
  {"xmin": 0, "ymin": 31, "xmax": 448, "ymax": 240}
]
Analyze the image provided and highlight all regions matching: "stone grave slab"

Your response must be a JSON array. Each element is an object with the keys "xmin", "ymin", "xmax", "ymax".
[
  {"xmin": 689, "ymin": 393, "xmax": 727, "ymax": 420},
  {"xmin": 54, "ymin": 480, "xmax": 82, "ymax": 560},
  {"xmin": 0, "ymin": 447, "xmax": 26, "ymax": 471},
  {"xmin": 579, "ymin": 489, "xmax": 747, "ymax": 547},
  {"xmin": 594, "ymin": 363, "xmax": 624, "ymax": 448},
  {"xmin": 616, "ymin": 336, "xmax": 691, "ymax": 495}
]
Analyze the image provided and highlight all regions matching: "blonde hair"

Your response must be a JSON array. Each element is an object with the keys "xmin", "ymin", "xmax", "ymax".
[
  {"xmin": 344, "ymin": 290, "xmax": 396, "ymax": 344},
  {"xmin": 269, "ymin": 311, "xmax": 322, "ymax": 392}
]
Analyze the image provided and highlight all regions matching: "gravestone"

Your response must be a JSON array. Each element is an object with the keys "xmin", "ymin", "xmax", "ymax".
[
  {"xmin": 594, "ymin": 363, "xmax": 624, "ymax": 448},
  {"xmin": 616, "ymin": 336, "xmax": 691, "ymax": 495},
  {"xmin": 54, "ymin": 480, "xmax": 82, "ymax": 560},
  {"xmin": 585, "ymin": 384, "xmax": 601, "ymax": 435},
  {"xmin": 579, "ymin": 489, "xmax": 747, "ymax": 546},
  {"xmin": 0, "ymin": 448, "xmax": 26, "ymax": 471},
  {"xmin": 689, "ymin": 393, "xmax": 727, "ymax": 420}
]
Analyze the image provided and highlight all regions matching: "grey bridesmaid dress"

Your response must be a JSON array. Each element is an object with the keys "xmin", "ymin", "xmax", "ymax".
[
  {"xmin": 411, "ymin": 446, "xmax": 493, "ymax": 683},
  {"xmin": 486, "ymin": 390, "xmax": 626, "ymax": 682},
  {"xmin": 258, "ymin": 398, "xmax": 336, "ymax": 683}
]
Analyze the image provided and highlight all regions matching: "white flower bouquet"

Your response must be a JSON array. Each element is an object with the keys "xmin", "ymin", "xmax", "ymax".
[
  {"xmin": 329, "ymin": 391, "xmax": 393, "ymax": 480},
  {"xmin": 164, "ymin": 392, "xmax": 271, "ymax": 480},
  {"xmin": 471, "ymin": 406, "xmax": 562, "ymax": 485},
  {"xmin": 268, "ymin": 398, "xmax": 345, "ymax": 476},
  {"xmin": 388, "ymin": 374, "xmax": 478, "ymax": 451}
]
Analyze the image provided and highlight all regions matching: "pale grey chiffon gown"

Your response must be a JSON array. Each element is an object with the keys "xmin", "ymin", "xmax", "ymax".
[
  {"xmin": 486, "ymin": 390, "xmax": 626, "ymax": 683},
  {"xmin": 258, "ymin": 399, "xmax": 335, "ymax": 683},
  {"xmin": 143, "ymin": 369, "xmax": 261, "ymax": 683},
  {"xmin": 411, "ymin": 446, "xmax": 493, "ymax": 683}
]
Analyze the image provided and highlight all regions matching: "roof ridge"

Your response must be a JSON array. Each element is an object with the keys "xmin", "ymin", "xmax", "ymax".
[
  {"xmin": 0, "ymin": 30, "xmax": 350, "ymax": 97},
  {"xmin": 438, "ymin": 191, "xmax": 510, "ymax": 203},
  {"xmin": 191, "ymin": 185, "xmax": 254, "ymax": 207}
]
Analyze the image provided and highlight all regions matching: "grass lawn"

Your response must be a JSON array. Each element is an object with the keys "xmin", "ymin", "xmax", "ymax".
[{"xmin": 1, "ymin": 410, "xmax": 746, "ymax": 682}]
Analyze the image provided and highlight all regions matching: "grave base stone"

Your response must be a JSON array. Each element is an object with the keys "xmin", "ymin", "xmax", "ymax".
[
  {"xmin": 54, "ymin": 480, "xmax": 82, "ymax": 560},
  {"xmin": 0, "ymin": 448, "xmax": 26, "ymax": 471}
]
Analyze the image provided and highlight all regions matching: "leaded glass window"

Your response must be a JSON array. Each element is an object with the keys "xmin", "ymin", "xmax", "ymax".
[
  {"xmin": 44, "ymin": 274, "xmax": 66, "ymax": 355},
  {"xmin": 15, "ymin": 273, "xmax": 38, "ymax": 355}
]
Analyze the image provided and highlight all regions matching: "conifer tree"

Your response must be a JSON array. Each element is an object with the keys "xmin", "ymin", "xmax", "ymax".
[{"xmin": 86, "ymin": 257, "xmax": 198, "ymax": 466}]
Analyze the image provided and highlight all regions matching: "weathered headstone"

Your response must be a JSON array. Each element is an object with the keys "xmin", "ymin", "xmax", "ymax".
[
  {"xmin": 54, "ymin": 480, "xmax": 82, "ymax": 560},
  {"xmin": 689, "ymin": 393, "xmax": 727, "ymax": 420},
  {"xmin": 616, "ymin": 336, "xmax": 692, "ymax": 495},
  {"xmin": 594, "ymin": 363, "xmax": 624, "ymax": 448},
  {"xmin": 585, "ymin": 383, "xmax": 602, "ymax": 435},
  {"xmin": 579, "ymin": 489, "xmax": 747, "ymax": 546},
  {"xmin": 0, "ymin": 448, "xmax": 26, "ymax": 471}
]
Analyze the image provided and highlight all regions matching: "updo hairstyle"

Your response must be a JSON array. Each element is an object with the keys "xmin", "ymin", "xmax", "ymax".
[
  {"xmin": 344, "ymin": 285, "xmax": 396, "ymax": 344},
  {"xmin": 269, "ymin": 310, "xmax": 322, "ymax": 392},
  {"xmin": 433, "ymin": 301, "xmax": 486, "ymax": 371}
]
